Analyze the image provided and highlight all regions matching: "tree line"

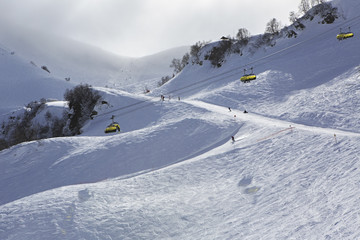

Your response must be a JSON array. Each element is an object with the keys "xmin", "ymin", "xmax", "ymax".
[
  {"xmin": 0, "ymin": 84, "xmax": 102, "ymax": 150},
  {"xmin": 157, "ymin": 0, "xmax": 336, "ymax": 86}
]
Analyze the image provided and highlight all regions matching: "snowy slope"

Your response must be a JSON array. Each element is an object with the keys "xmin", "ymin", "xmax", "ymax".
[
  {"xmin": 0, "ymin": 22, "xmax": 188, "ymax": 93},
  {"xmin": 0, "ymin": 95, "xmax": 238, "ymax": 205},
  {"xmin": 1, "ymin": 0, "xmax": 360, "ymax": 239},
  {"xmin": 0, "ymin": 45, "xmax": 72, "ymax": 115},
  {"xmin": 153, "ymin": 0, "xmax": 360, "ymax": 132},
  {"xmin": 1, "ymin": 101, "xmax": 360, "ymax": 240}
]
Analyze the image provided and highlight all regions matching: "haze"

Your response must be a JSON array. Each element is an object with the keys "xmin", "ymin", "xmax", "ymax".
[{"xmin": 0, "ymin": 0, "xmax": 300, "ymax": 57}]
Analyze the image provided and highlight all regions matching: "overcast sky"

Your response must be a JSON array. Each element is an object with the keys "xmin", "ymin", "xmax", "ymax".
[{"xmin": 0, "ymin": 0, "xmax": 301, "ymax": 57}]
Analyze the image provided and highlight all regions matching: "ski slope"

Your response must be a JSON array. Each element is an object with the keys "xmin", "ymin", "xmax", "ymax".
[
  {"xmin": 1, "ymin": 0, "xmax": 360, "ymax": 239},
  {"xmin": 1, "ymin": 100, "xmax": 360, "ymax": 240}
]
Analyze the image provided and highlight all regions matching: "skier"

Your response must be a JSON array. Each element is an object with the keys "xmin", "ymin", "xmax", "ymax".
[
  {"xmin": 228, "ymin": 107, "xmax": 232, "ymax": 112},
  {"xmin": 231, "ymin": 136, "xmax": 235, "ymax": 142}
]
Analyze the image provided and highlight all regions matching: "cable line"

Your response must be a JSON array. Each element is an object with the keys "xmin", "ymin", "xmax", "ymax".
[{"xmin": 95, "ymin": 14, "xmax": 360, "ymax": 119}]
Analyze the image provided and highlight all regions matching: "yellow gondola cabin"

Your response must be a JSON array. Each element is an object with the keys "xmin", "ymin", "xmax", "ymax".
[
  {"xmin": 240, "ymin": 67, "xmax": 256, "ymax": 83},
  {"xmin": 105, "ymin": 122, "xmax": 120, "ymax": 133},
  {"xmin": 240, "ymin": 74, "xmax": 256, "ymax": 83},
  {"xmin": 337, "ymin": 27, "xmax": 354, "ymax": 40}
]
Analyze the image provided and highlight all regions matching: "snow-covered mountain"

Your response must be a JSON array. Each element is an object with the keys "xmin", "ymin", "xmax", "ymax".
[
  {"xmin": 1, "ymin": 0, "xmax": 360, "ymax": 239},
  {"xmin": 0, "ymin": 44, "xmax": 73, "ymax": 115},
  {"xmin": 0, "ymin": 21, "xmax": 188, "ymax": 93}
]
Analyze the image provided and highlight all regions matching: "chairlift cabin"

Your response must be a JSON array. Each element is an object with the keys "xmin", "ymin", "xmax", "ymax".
[
  {"xmin": 240, "ymin": 68, "xmax": 256, "ymax": 83},
  {"xmin": 336, "ymin": 27, "xmax": 354, "ymax": 40},
  {"xmin": 104, "ymin": 115, "xmax": 120, "ymax": 133},
  {"xmin": 104, "ymin": 122, "xmax": 120, "ymax": 133}
]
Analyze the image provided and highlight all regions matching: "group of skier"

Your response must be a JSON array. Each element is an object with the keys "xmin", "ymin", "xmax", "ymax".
[{"xmin": 229, "ymin": 107, "xmax": 248, "ymax": 142}]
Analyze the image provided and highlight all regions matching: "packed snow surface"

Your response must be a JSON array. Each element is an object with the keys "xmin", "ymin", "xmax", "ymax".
[{"xmin": 1, "ymin": 0, "xmax": 360, "ymax": 239}]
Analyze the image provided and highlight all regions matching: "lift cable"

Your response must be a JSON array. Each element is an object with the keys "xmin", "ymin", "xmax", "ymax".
[{"xmin": 95, "ymin": 15, "xmax": 360, "ymax": 119}]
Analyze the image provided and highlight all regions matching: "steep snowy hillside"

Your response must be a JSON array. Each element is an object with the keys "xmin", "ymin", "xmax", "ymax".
[
  {"xmin": 0, "ymin": 22, "xmax": 188, "ymax": 93},
  {"xmin": 0, "ymin": 44, "xmax": 72, "ymax": 115},
  {"xmin": 154, "ymin": 0, "xmax": 360, "ymax": 132},
  {"xmin": 1, "ymin": 0, "xmax": 360, "ymax": 239}
]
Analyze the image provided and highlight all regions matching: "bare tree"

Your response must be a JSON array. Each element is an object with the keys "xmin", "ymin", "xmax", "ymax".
[
  {"xmin": 170, "ymin": 58, "xmax": 182, "ymax": 74},
  {"xmin": 181, "ymin": 53, "xmax": 190, "ymax": 68},
  {"xmin": 236, "ymin": 28, "xmax": 251, "ymax": 44},
  {"xmin": 299, "ymin": 0, "xmax": 310, "ymax": 15},
  {"xmin": 170, "ymin": 53, "xmax": 189, "ymax": 74},
  {"xmin": 289, "ymin": 11, "xmax": 299, "ymax": 23},
  {"xmin": 265, "ymin": 18, "xmax": 281, "ymax": 35},
  {"xmin": 158, "ymin": 76, "xmax": 171, "ymax": 87},
  {"xmin": 190, "ymin": 41, "xmax": 204, "ymax": 64},
  {"xmin": 311, "ymin": 0, "xmax": 324, "ymax": 7}
]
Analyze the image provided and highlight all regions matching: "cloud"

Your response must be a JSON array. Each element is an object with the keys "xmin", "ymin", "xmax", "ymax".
[{"xmin": 0, "ymin": 0, "xmax": 300, "ymax": 57}]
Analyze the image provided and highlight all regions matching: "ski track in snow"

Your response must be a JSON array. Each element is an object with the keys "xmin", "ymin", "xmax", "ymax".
[
  {"xmin": 1, "ymin": 93, "xmax": 360, "ymax": 239},
  {"xmin": 187, "ymin": 99, "xmax": 360, "ymax": 138}
]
